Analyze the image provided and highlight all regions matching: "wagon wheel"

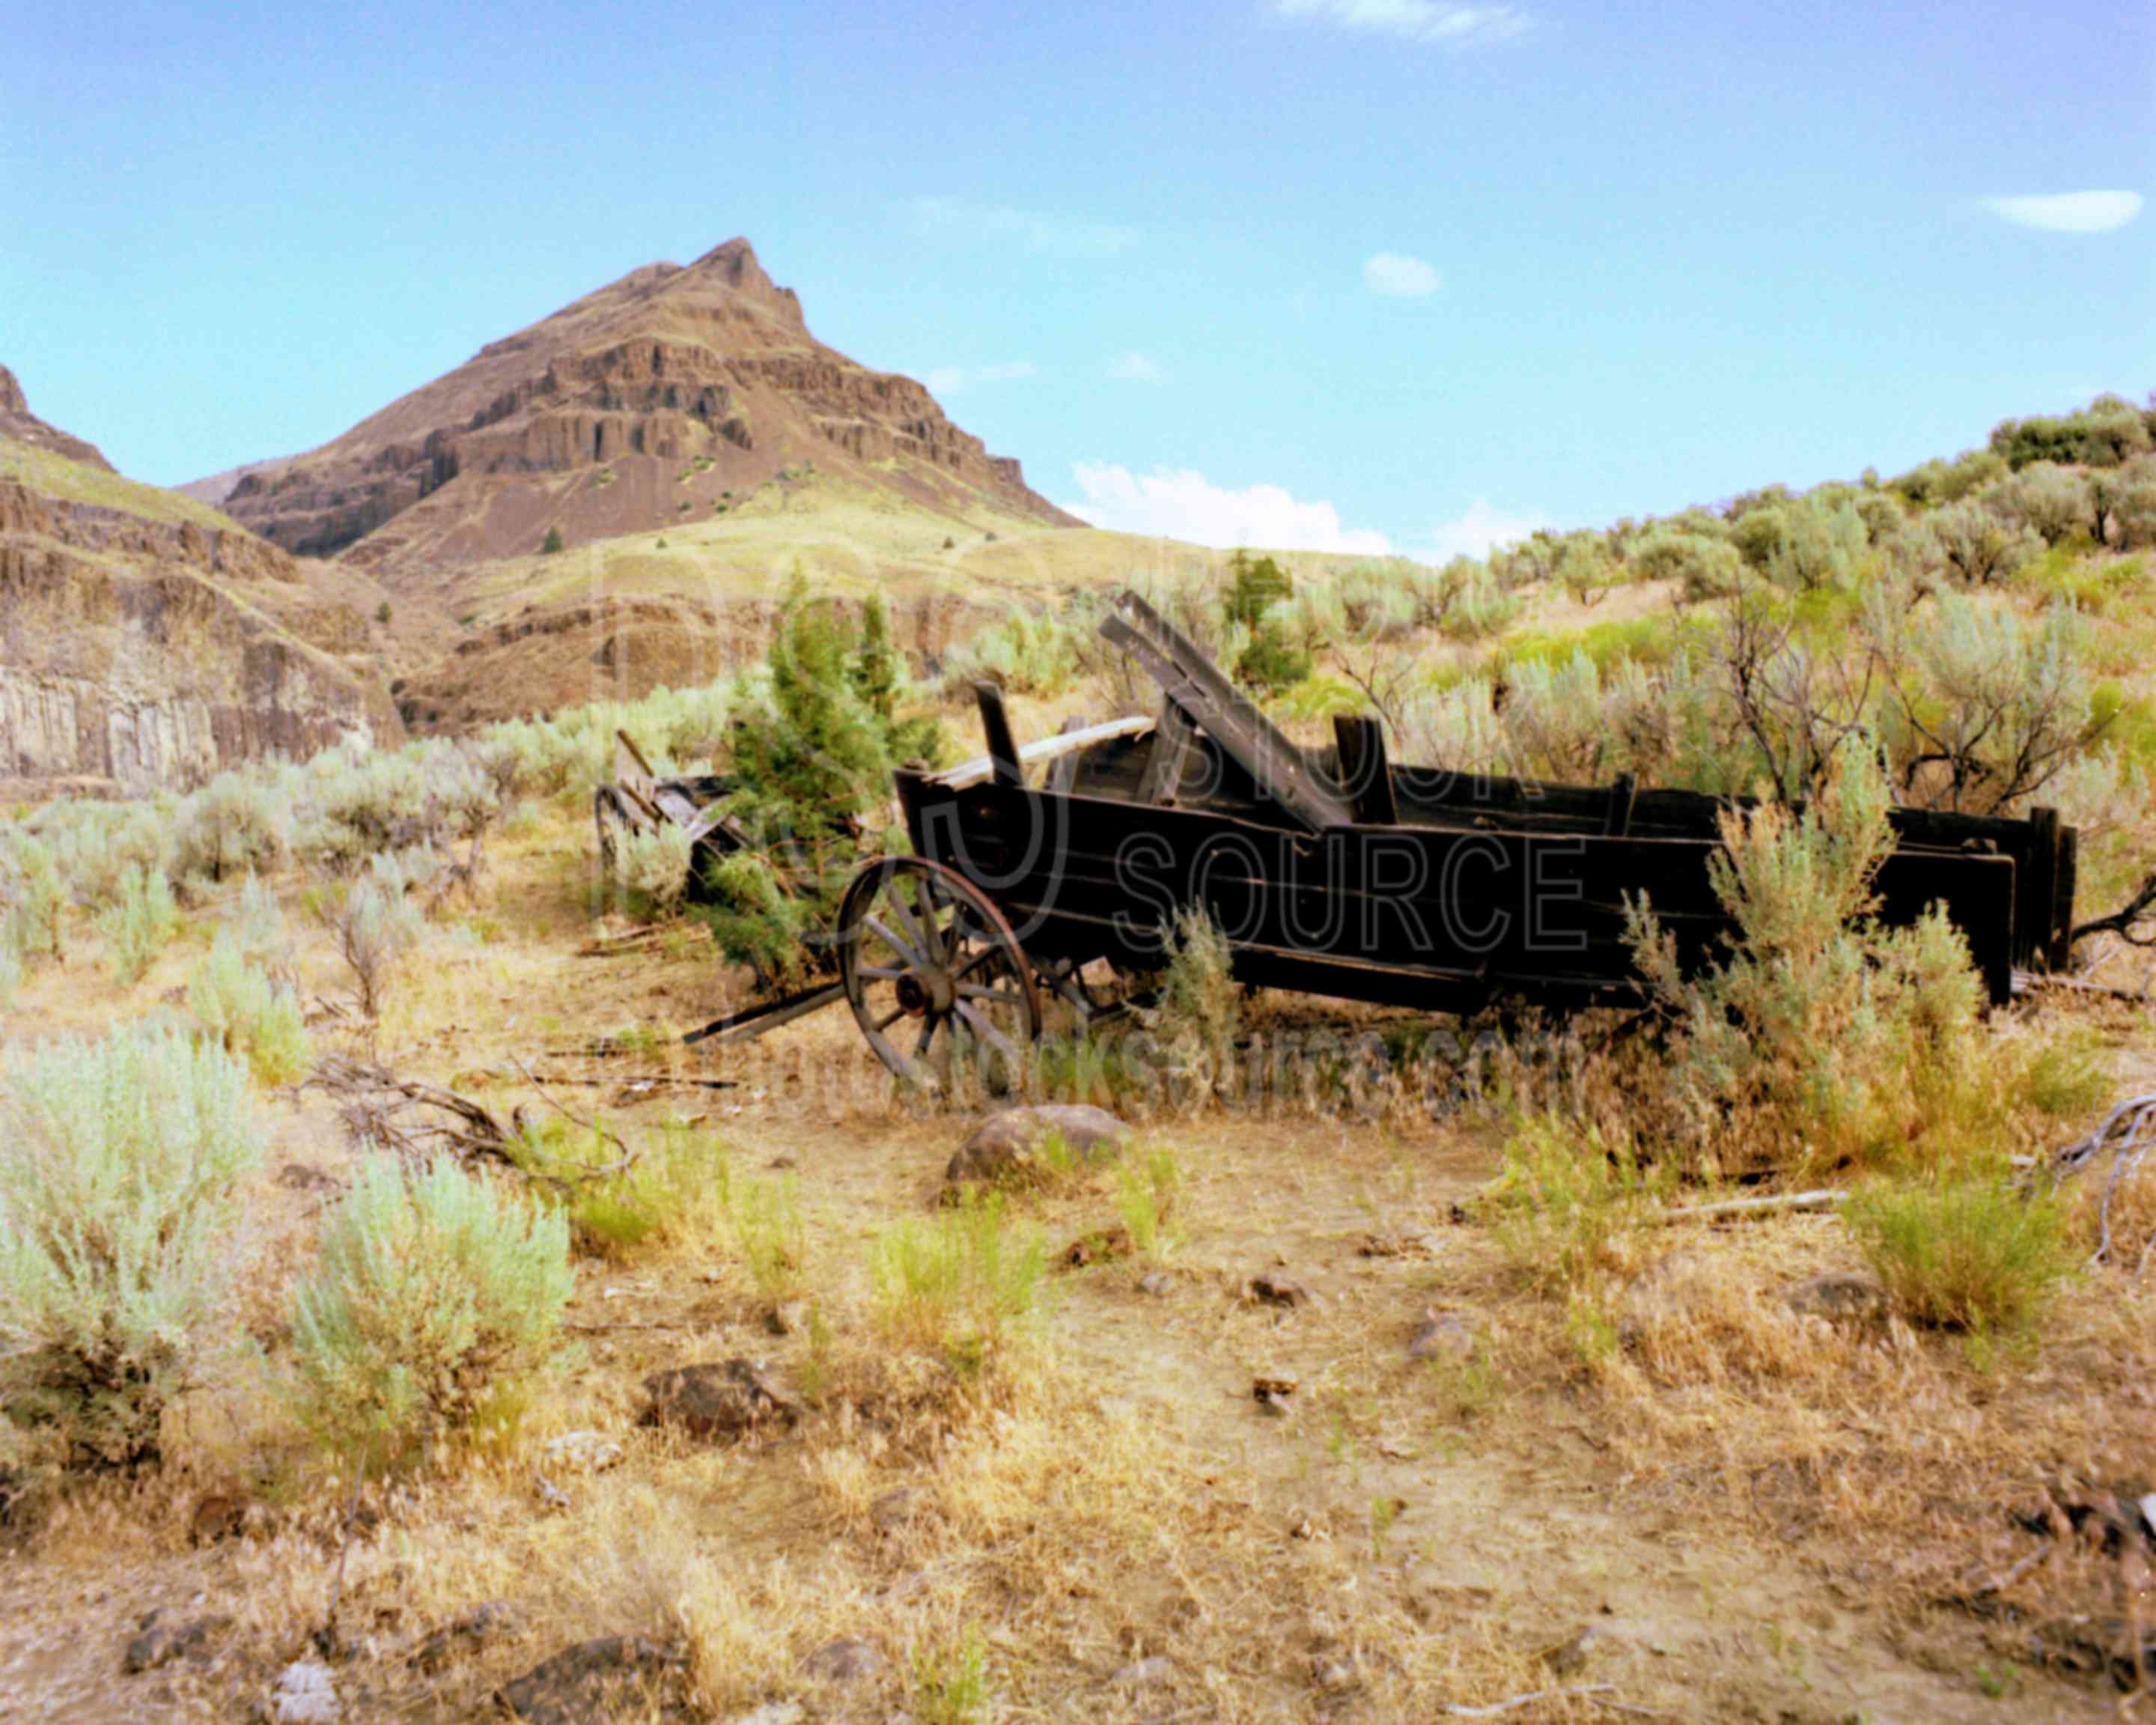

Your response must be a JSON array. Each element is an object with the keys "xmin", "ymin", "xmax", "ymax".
[
  {"xmin": 838, "ymin": 857, "xmax": 1044, "ymax": 1089},
  {"xmin": 1036, "ymin": 954, "xmax": 1132, "ymax": 1033}
]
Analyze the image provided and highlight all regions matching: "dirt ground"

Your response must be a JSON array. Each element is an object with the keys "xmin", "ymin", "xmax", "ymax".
[{"xmin": 1, "ymin": 810, "xmax": 2152, "ymax": 1724}]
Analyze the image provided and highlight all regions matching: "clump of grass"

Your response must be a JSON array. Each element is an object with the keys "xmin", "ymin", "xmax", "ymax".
[
  {"xmin": 284, "ymin": 1155, "xmax": 573, "ymax": 1458},
  {"xmin": 0, "ymin": 1026, "xmax": 261, "ymax": 1470},
  {"xmin": 872, "ymin": 1191, "xmax": 1047, "ymax": 1376},
  {"xmin": 515, "ymin": 1119, "xmax": 730, "ymax": 1262},
  {"xmin": 97, "ymin": 863, "xmax": 177, "ymax": 985},
  {"xmin": 913, "ymin": 1625, "xmax": 992, "ymax": 1725},
  {"xmin": 319, "ymin": 861, "xmax": 424, "ymax": 1017},
  {"xmin": 189, "ymin": 930, "xmax": 310, "ymax": 1087},
  {"xmin": 1115, "ymin": 1145, "xmax": 1184, "ymax": 1260},
  {"xmin": 1148, "ymin": 905, "xmax": 1240, "ymax": 1100},
  {"xmin": 1479, "ymin": 1114, "xmax": 1664, "ymax": 1296},
  {"xmin": 614, "ymin": 824, "xmax": 695, "ymax": 922},
  {"xmin": 731, "ymin": 1172, "xmax": 806, "ymax": 1303},
  {"xmin": 1846, "ymin": 1166, "xmax": 2074, "ymax": 1339}
]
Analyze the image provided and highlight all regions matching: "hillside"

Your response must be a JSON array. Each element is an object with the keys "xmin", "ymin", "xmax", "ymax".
[
  {"xmin": 209, "ymin": 239, "xmax": 1078, "ymax": 576},
  {"xmin": 0, "ymin": 366, "xmax": 402, "ymax": 794}
]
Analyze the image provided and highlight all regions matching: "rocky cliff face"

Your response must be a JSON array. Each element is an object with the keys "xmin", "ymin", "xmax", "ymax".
[
  {"xmin": 0, "ymin": 385, "xmax": 400, "ymax": 794},
  {"xmin": 214, "ymin": 239, "xmax": 1078, "ymax": 573},
  {"xmin": 0, "ymin": 365, "xmax": 113, "ymax": 471}
]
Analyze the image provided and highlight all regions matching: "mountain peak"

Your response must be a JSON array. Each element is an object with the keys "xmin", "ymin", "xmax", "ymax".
[{"xmin": 0, "ymin": 364, "xmax": 114, "ymax": 471}]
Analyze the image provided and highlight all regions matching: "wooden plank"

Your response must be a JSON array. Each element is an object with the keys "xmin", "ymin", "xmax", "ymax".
[
  {"xmin": 931, "ymin": 715, "xmax": 1153, "ymax": 792},
  {"xmin": 1100, "ymin": 590, "xmax": 1357, "ymax": 830},
  {"xmin": 2050, "ymin": 822, "xmax": 2078, "ymax": 973},
  {"xmin": 1045, "ymin": 716, "xmax": 1091, "ymax": 796},
  {"xmin": 1139, "ymin": 698, "xmax": 1199, "ymax": 804},
  {"xmin": 1602, "ymin": 773, "xmax": 1637, "ymax": 838},
  {"xmin": 971, "ymin": 681, "xmax": 1026, "ymax": 788},
  {"xmin": 2023, "ymin": 806, "xmax": 2059, "ymax": 971},
  {"xmin": 1332, "ymin": 714, "xmax": 1399, "ymax": 827}
]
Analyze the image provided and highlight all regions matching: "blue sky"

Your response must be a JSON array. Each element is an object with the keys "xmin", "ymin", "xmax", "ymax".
[{"xmin": 3, "ymin": 0, "xmax": 2149, "ymax": 557}]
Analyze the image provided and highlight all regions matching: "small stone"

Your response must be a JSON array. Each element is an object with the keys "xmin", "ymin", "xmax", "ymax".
[
  {"xmin": 764, "ymin": 1298, "xmax": 809, "ymax": 1336},
  {"xmin": 1109, "ymin": 1655, "xmax": 1174, "ymax": 1686},
  {"xmin": 947, "ymin": 1104, "xmax": 1130, "ymax": 1187},
  {"xmin": 535, "ymin": 1476, "xmax": 571, "ymax": 1512},
  {"xmin": 1136, "ymin": 1270, "xmax": 1174, "ymax": 1297},
  {"xmin": 801, "ymin": 1637, "xmax": 883, "ymax": 1685},
  {"xmin": 1407, "ymin": 1311, "xmax": 1477, "ymax": 1364},
  {"xmin": 1782, "ymin": 1272, "xmax": 1888, "ymax": 1323},
  {"xmin": 542, "ymin": 1432, "xmax": 624, "ymax": 1474},
  {"xmin": 869, "ymin": 1487, "xmax": 916, "ymax": 1533},
  {"xmin": 1311, "ymin": 1654, "xmax": 1359, "ymax": 1693},
  {"xmin": 277, "ymin": 1163, "xmax": 341, "ymax": 1193},
  {"xmin": 271, "ymin": 1660, "xmax": 341, "ymax": 1724},
  {"xmin": 124, "ymin": 1613, "xmax": 222, "ymax": 1674},
  {"xmin": 1252, "ymin": 1375, "xmax": 1297, "ymax": 1417},
  {"xmin": 410, "ymin": 1600, "xmax": 525, "ymax": 1674},
  {"xmin": 1247, "ymin": 1272, "xmax": 1312, "ymax": 1309},
  {"xmin": 729, "ymin": 1703, "xmax": 803, "ymax": 1725},
  {"xmin": 1542, "ymin": 1623, "xmax": 1611, "ymax": 1676},
  {"xmin": 497, "ymin": 1637, "xmax": 686, "ymax": 1724},
  {"xmin": 189, "ymin": 1492, "xmax": 248, "ymax": 1545},
  {"xmin": 639, "ymin": 1360, "xmax": 798, "ymax": 1441}
]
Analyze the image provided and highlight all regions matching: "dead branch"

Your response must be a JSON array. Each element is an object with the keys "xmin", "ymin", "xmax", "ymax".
[
  {"xmin": 1648, "ymin": 1189, "xmax": 1841, "ymax": 1224},
  {"xmin": 2071, "ymin": 868, "xmax": 2156, "ymax": 952},
  {"xmin": 309, "ymin": 1055, "xmax": 519, "ymax": 1169},
  {"xmin": 509, "ymin": 1056, "xmax": 640, "ymax": 1184},
  {"xmin": 2053, "ymin": 1093, "xmax": 2156, "ymax": 1266}
]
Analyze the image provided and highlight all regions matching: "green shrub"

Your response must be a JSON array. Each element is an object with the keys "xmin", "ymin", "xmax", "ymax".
[
  {"xmin": 97, "ymin": 864, "xmax": 177, "ymax": 985},
  {"xmin": 516, "ymin": 1119, "xmax": 728, "ymax": 1260},
  {"xmin": 1151, "ymin": 905, "xmax": 1240, "ymax": 1089},
  {"xmin": 0, "ymin": 917, "xmax": 19, "ymax": 1011},
  {"xmin": 542, "ymin": 526, "xmax": 565, "ymax": 554},
  {"xmin": 1989, "ymin": 395, "xmax": 2153, "ymax": 470},
  {"xmin": 614, "ymin": 824, "xmax": 693, "ymax": 921},
  {"xmin": 1632, "ymin": 527, "xmax": 1744, "ymax": 601},
  {"xmin": 323, "ymin": 862, "xmax": 424, "ymax": 1017},
  {"xmin": 697, "ymin": 851, "xmax": 810, "ymax": 989},
  {"xmin": 942, "ymin": 604, "xmax": 1085, "ymax": 698},
  {"xmin": 1847, "ymin": 1167, "xmax": 2073, "ymax": 1336},
  {"xmin": 1918, "ymin": 499, "xmax": 2042, "ymax": 587},
  {"xmin": 1997, "ymin": 461, "xmax": 2095, "ymax": 547},
  {"xmin": 285, "ymin": 1155, "xmax": 573, "ymax": 1455},
  {"xmin": 189, "ymin": 930, "xmax": 310, "ymax": 1087},
  {"xmin": 1116, "ymin": 1146, "xmax": 1184, "ymax": 1260},
  {"xmin": 1222, "ymin": 550, "xmax": 1294, "ymax": 625},
  {"xmin": 731, "ymin": 1173, "xmax": 806, "ymax": 1303},
  {"xmin": 871, "ymin": 1190, "xmax": 1047, "ymax": 1375},
  {"xmin": 0, "ymin": 1027, "xmax": 261, "ymax": 1469},
  {"xmin": 2, "ymin": 835, "xmax": 68, "ymax": 961},
  {"xmin": 1234, "ymin": 621, "xmax": 1313, "ymax": 693},
  {"xmin": 1626, "ymin": 744, "xmax": 1994, "ymax": 1176},
  {"xmin": 913, "ymin": 1625, "xmax": 992, "ymax": 1725},
  {"xmin": 171, "ymin": 772, "xmax": 291, "ymax": 885}
]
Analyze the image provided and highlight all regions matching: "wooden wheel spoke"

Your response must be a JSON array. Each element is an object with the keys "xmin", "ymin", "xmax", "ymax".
[
  {"xmin": 913, "ymin": 1018, "xmax": 937, "ymax": 1062},
  {"xmin": 957, "ymin": 982, "xmax": 1023, "ymax": 1006},
  {"xmin": 873, "ymin": 1004, "xmax": 909, "ymax": 1032},
  {"xmin": 864, "ymin": 914, "xmax": 928, "ymax": 971},
  {"xmin": 859, "ymin": 963, "xmax": 904, "ymax": 982},
  {"xmin": 954, "ymin": 1000, "xmax": 1017, "ymax": 1060}
]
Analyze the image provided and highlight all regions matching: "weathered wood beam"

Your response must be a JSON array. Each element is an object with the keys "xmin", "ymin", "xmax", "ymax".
[{"xmin": 931, "ymin": 715, "xmax": 1154, "ymax": 792}]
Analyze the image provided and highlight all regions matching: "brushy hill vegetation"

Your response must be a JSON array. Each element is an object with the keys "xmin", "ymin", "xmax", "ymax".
[{"xmin": 1, "ymin": 391, "xmax": 2155, "ymax": 1721}]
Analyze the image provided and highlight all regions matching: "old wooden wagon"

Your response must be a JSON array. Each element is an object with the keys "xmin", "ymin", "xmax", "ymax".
[{"xmin": 824, "ymin": 590, "xmax": 2079, "ymax": 1085}]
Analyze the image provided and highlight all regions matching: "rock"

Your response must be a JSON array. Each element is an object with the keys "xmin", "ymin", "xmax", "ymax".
[
  {"xmin": 1109, "ymin": 1655, "xmax": 1175, "ymax": 1686},
  {"xmin": 1063, "ymin": 1226, "xmax": 1133, "ymax": 1268},
  {"xmin": 869, "ymin": 1487, "xmax": 917, "ymax": 1533},
  {"xmin": 277, "ymin": 1163, "xmax": 342, "ymax": 1193},
  {"xmin": 801, "ymin": 1637, "xmax": 884, "ymax": 1685},
  {"xmin": 1542, "ymin": 1623, "xmax": 1613, "ymax": 1676},
  {"xmin": 1782, "ymin": 1272, "xmax": 1888, "ymax": 1324},
  {"xmin": 189, "ymin": 1491, "xmax": 248, "ymax": 1545},
  {"xmin": 638, "ymin": 1360, "xmax": 798, "ymax": 1441},
  {"xmin": 1407, "ymin": 1311, "xmax": 1478, "ymax": 1364},
  {"xmin": 728, "ymin": 1704, "xmax": 803, "ymax": 1725},
  {"xmin": 764, "ymin": 1298, "xmax": 809, "ymax": 1336},
  {"xmin": 410, "ymin": 1599, "xmax": 525, "ymax": 1674},
  {"xmin": 1252, "ymin": 1375, "xmax": 1298, "ymax": 1417},
  {"xmin": 270, "ymin": 1660, "xmax": 342, "ymax": 1724},
  {"xmin": 542, "ymin": 1431, "xmax": 624, "ymax": 1474},
  {"xmin": 1311, "ymin": 1654, "xmax": 1359, "ymax": 1693},
  {"xmin": 1246, "ymin": 1272, "xmax": 1312, "ymax": 1309},
  {"xmin": 124, "ymin": 1612, "xmax": 222, "ymax": 1674},
  {"xmin": 497, "ymin": 1636, "xmax": 689, "ymax": 1725},
  {"xmin": 1136, "ymin": 1270, "xmax": 1175, "ymax": 1297},
  {"xmin": 947, "ymin": 1104, "xmax": 1130, "ymax": 1186}
]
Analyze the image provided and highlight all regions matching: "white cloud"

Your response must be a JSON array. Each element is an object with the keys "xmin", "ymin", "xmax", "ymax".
[
  {"xmin": 1063, "ymin": 463, "xmax": 1393, "ymax": 554},
  {"xmin": 1362, "ymin": 252, "xmax": 1443, "ymax": 297},
  {"xmin": 1982, "ymin": 190, "xmax": 2143, "ymax": 234},
  {"xmin": 1273, "ymin": 0, "xmax": 1531, "ymax": 47},
  {"xmin": 899, "ymin": 195, "xmax": 1136, "ymax": 258},
  {"xmin": 1422, "ymin": 499, "xmax": 1548, "ymax": 562},
  {"xmin": 1110, "ymin": 351, "xmax": 1163, "ymax": 382},
  {"xmin": 923, "ymin": 361, "xmax": 1037, "ymax": 396}
]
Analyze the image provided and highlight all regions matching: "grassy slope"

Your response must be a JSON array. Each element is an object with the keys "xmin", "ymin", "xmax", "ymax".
[{"xmin": 0, "ymin": 436, "xmax": 249, "ymax": 535}]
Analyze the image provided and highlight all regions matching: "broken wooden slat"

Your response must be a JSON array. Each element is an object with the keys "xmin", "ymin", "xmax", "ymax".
[
  {"xmin": 1602, "ymin": 773, "xmax": 1637, "ymax": 838},
  {"xmin": 1331, "ymin": 713, "xmax": 1399, "ymax": 827},
  {"xmin": 931, "ymin": 715, "xmax": 1154, "ymax": 792},
  {"xmin": 1100, "ymin": 590, "xmax": 1356, "ymax": 830},
  {"xmin": 1139, "ymin": 698, "xmax": 1199, "ymax": 805},
  {"xmin": 680, "ymin": 981, "xmax": 848, "ymax": 1047},
  {"xmin": 1045, "ymin": 716, "xmax": 1091, "ymax": 796},
  {"xmin": 972, "ymin": 682, "xmax": 1026, "ymax": 788}
]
